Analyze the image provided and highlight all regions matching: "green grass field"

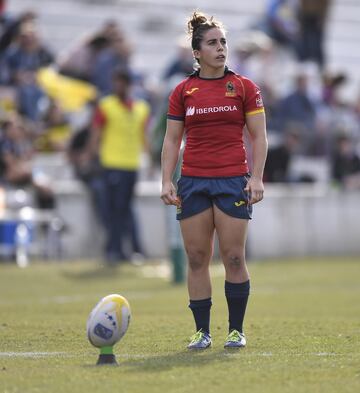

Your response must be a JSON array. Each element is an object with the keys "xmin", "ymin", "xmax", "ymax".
[{"xmin": 0, "ymin": 257, "xmax": 359, "ymax": 393}]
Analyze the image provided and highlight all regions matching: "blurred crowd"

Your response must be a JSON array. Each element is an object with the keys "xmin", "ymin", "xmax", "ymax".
[{"xmin": 0, "ymin": 0, "xmax": 360, "ymax": 212}]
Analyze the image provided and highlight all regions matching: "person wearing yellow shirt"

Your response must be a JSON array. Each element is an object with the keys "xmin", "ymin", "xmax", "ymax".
[{"xmin": 90, "ymin": 68, "xmax": 150, "ymax": 263}]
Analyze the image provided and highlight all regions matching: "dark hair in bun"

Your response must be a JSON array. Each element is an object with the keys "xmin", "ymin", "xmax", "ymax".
[{"xmin": 187, "ymin": 10, "xmax": 224, "ymax": 51}]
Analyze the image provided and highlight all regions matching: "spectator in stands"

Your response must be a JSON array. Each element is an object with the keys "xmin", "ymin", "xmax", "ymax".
[
  {"xmin": 258, "ymin": 83, "xmax": 282, "ymax": 133},
  {"xmin": 296, "ymin": 0, "xmax": 331, "ymax": 69},
  {"xmin": 278, "ymin": 72, "xmax": 318, "ymax": 153},
  {"xmin": 90, "ymin": 29, "xmax": 132, "ymax": 97},
  {"xmin": 162, "ymin": 35, "xmax": 194, "ymax": 82},
  {"xmin": 0, "ymin": 7, "xmax": 37, "ymax": 56},
  {"xmin": 56, "ymin": 19, "xmax": 121, "ymax": 82},
  {"xmin": 231, "ymin": 30, "xmax": 274, "ymax": 82},
  {"xmin": 331, "ymin": 133, "xmax": 360, "ymax": 190},
  {"xmin": 67, "ymin": 123, "xmax": 105, "ymax": 225},
  {"xmin": 263, "ymin": 0, "xmax": 299, "ymax": 52},
  {"xmin": 264, "ymin": 128, "xmax": 300, "ymax": 182},
  {"xmin": 57, "ymin": 35, "xmax": 109, "ymax": 82},
  {"xmin": 0, "ymin": 0, "xmax": 6, "ymax": 22},
  {"xmin": 0, "ymin": 113, "xmax": 55, "ymax": 209},
  {"xmin": 317, "ymin": 72, "xmax": 359, "ymax": 157},
  {"xmin": 1, "ymin": 22, "xmax": 53, "ymax": 121},
  {"xmin": 321, "ymin": 71, "xmax": 347, "ymax": 106},
  {"xmin": 35, "ymin": 99, "xmax": 72, "ymax": 152},
  {"xmin": 89, "ymin": 68, "xmax": 150, "ymax": 264}
]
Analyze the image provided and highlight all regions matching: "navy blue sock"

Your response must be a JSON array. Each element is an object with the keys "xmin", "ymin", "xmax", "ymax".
[
  {"xmin": 188, "ymin": 298, "xmax": 212, "ymax": 334},
  {"xmin": 225, "ymin": 280, "xmax": 250, "ymax": 333}
]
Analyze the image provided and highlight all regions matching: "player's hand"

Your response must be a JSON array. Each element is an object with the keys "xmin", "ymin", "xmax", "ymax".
[
  {"xmin": 161, "ymin": 182, "xmax": 181, "ymax": 206},
  {"xmin": 245, "ymin": 176, "xmax": 264, "ymax": 205}
]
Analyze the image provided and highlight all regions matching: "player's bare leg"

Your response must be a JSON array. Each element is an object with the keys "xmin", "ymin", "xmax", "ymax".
[
  {"xmin": 180, "ymin": 208, "xmax": 215, "ymax": 349},
  {"xmin": 214, "ymin": 205, "xmax": 249, "ymax": 348},
  {"xmin": 180, "ymin": 208, "xmax": 215, "ymax": 300}
]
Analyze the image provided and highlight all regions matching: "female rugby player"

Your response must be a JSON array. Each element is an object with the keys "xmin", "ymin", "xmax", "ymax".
[{"xmin": 161, "ymin": 11, "xmax": 268, "ymax": 349}]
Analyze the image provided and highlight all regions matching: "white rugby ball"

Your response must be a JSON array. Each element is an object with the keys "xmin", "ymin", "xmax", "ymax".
[{"xmin": 87, "ymin": 294, "xmax": 131, "ymax": 348}]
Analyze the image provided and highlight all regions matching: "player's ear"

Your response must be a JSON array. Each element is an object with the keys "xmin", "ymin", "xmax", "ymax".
[{"xmin": 193, "ymin": 49, "xmax": 200, "ymax": 60}]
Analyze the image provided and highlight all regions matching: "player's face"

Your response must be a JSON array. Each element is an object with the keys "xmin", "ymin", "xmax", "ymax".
[
  {"xmin": 194, "ymin": 28, "xmax": 227, "ymax": 71},
  {"xmin": 113, "ymin": 77, "xmax": 130, "ymax": 98}
]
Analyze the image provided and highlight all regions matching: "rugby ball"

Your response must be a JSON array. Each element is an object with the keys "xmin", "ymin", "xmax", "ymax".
[{"xmin": 87, "ymin": 294, "xmax": 131, "ymax": 348}]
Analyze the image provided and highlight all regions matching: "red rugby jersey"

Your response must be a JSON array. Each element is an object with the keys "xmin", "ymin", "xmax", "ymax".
[{"xmin": 167, "ymin": 68, "xmax": 265, "ymax": 177}]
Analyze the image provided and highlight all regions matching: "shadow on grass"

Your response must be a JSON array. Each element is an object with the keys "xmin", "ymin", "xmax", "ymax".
[
  {"xmin": 82, "ymin": 350, "xmax": 242, "ymax": 371},
  {"xmin": 117, "ymin": 349, "xmax": 243, "ymax": 372}
]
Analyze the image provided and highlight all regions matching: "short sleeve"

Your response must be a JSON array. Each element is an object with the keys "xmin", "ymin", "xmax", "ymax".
[
  {"xmin": 167, "ymin": 83, "xmax": 185, "ymax": 121},
  {"xmin": 242, "ymin": 77, "xmax": 265, "ymax": 116}
]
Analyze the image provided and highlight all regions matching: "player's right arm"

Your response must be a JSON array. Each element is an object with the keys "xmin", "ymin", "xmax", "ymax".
[{"xmin": 160, "ymin": 119, "xmax": 184, "ymax": 206}]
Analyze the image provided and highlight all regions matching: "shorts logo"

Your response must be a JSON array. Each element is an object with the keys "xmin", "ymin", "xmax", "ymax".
[
  {"xmin": 225, "ymin": 81, "xmax": 236, "ymax": 97},
  {"xmin": 234, "ymin": 200, "xmax": 245, "ymax": 207},
  {"xmin": 185, "ymin": 87, "xmax": 199, "ymax": 95},
  {"xmin": 176, "ymin": 196, "xmax": 182, "ymax": 214}
]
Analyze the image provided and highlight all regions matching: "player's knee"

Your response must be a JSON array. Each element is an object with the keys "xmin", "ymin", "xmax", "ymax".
[
  {"xmin": 223, "ymin": 252, "xmax": 245, "ymax": 271},
  {"xmin": 186, "ymin": 248, "xmax": 209, "ymax": 272}
]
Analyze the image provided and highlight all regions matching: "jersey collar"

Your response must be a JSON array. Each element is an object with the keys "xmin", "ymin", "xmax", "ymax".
[{"xmin": 189, "ymin": 66, "xmax": 235, "ymax": 79}]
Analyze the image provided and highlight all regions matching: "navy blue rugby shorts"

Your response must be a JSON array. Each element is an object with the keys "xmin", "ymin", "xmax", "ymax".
[{"xmin": 176, "ymin": 175, "xmax": 253, "ymax": 221}]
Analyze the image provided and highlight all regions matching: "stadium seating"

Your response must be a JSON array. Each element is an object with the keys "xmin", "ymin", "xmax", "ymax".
[{"xmin": 3, "ymin": 0, "xmax": 360, "ymax": 260}]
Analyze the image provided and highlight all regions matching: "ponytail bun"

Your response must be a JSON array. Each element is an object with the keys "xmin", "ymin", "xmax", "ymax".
[
  {"xmin": 186, "ymin": 10, "xmax": 224, "ymax": 51},
  {"xmin": 187, "ymin": 11, "xmax": 209, "ymax": 36}
]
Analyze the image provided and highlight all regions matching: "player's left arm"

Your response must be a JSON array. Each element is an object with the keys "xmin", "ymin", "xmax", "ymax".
[{"xmin": 245, "ymin": 111, "xmax": 268, "ymax": 204}]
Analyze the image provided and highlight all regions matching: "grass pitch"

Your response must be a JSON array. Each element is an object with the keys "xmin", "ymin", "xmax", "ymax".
[{"xmin": 0, "ymin": 257, "xmax": 359, "ymax": 393}]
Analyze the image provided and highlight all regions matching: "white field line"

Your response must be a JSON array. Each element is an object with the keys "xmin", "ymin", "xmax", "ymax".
[
  {"xmin": 0, "ymin": 352, "xmax": 69, "ymax": 358},
  {"xmin": 0, "ymin": 351, "xmax": 338, "ymax": 359},
  {"xmin": 0, "ymin": 291, "xmax": 152, "ymax": 306}
]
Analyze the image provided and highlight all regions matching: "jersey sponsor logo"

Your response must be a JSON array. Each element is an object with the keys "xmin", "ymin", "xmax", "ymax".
[
  {"xmin": 185, "ymin": 87, "xmax": 199, "ymax": 95},
  {"xmin": 225, "ymin": 81, "xmax": 236, "ymax": 97},
  {"xmin": 185, "ymin": 105, "xmax": 238, "ymax": 116},
  {"xmin": 186, "ymin": 106, "xmax": 196, "ymax": 116}
]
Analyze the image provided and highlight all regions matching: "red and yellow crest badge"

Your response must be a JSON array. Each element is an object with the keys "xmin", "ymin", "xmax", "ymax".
[{"xmin": 225, "ymin": 81, "xmax": 236, "ymax": 97}]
